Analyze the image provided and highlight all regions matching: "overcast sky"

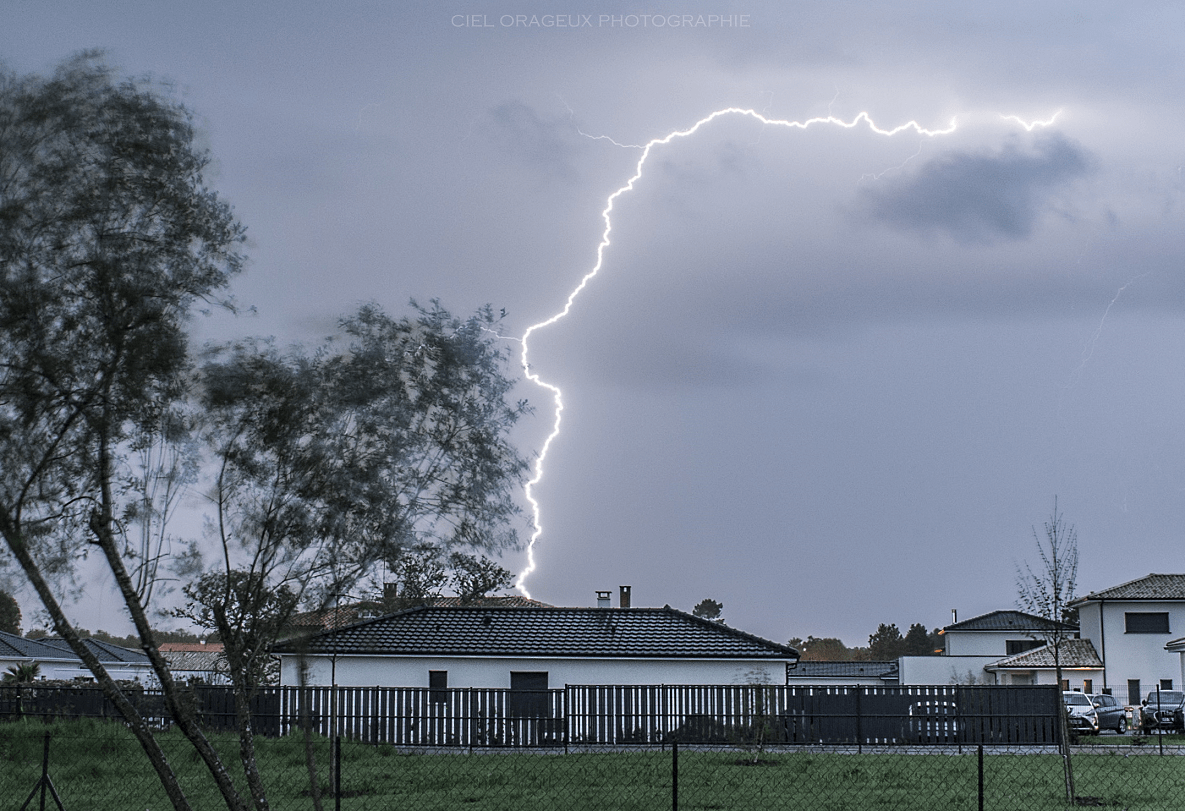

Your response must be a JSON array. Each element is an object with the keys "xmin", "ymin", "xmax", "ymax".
[{"xmin": 5, "ymin": 1, "xmax": 1184, "ymax": 648}]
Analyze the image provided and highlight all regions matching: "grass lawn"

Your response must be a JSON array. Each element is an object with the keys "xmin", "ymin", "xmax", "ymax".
[{"xmin": 5, "ymin": 719, "xmax": 1185, "ymax": 810}]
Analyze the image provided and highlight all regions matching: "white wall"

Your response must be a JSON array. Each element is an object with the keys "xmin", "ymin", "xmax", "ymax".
[
  {"xmin": 1079, "ymin": 600, "xmax": 1185, "ymax": 700},
  {"xmin": 279, "ymin": 655, "xmax": 789, "ymax": 688},
  {"xmin": 0, "ymin": 656, "xmax": 156, "ymax": 684},
  {"xmin": 898, "ymin": 656, "xmax": 999, "ymax": 685},
  {"xmin": 943, "ymin": 631, "xmax": 1044, "ymax": 657}
]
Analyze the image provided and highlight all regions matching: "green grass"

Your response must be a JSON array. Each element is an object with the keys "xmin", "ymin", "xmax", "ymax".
[{"xmin": 5, "ymin": 720, "xmax": 1185, "ymax": 810}]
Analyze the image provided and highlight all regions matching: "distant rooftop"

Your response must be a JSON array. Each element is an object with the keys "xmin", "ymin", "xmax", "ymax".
[
  {"xmin": 789, "ymin": 661, "xmax": 899, "ymax": 679},
  {"xmin": 944, "ymin": 610, "xmax": 1076, "ymax": 634},
  {"xmin": 0, "ymin": 631, "xmax": 148, "ymax": 665},
  {"xmin": 987, "ymin": 639, "xmax": 1103, "ymax": 670},
  {"xmin": 1072, "ymin": 574, "xmax": 1185, "ymax": 604}
]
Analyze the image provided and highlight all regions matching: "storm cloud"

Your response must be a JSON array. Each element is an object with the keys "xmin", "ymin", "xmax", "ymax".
[{"xmin": 858, "ymin": 135, "xmax": 1093, "ymax": 242}]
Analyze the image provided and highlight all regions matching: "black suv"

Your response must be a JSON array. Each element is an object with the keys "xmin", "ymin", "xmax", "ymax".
[{"xmin": 1141, "ymin": 691, "xmax": 1185, "ymax": 731}]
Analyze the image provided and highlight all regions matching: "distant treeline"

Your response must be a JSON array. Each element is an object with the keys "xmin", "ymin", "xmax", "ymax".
[{"xmin": 789, "ymin": 623, "xmax": 943, "ymax": 661}]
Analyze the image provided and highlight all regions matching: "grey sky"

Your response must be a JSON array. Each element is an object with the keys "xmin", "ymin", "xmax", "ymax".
[{"xmin": 4, "ymin": 1, "xmax": 1184, "ymax": 647}]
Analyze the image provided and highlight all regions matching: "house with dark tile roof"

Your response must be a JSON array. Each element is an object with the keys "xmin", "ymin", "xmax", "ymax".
[
  {"xmin": 0, "ymin": 630, "xmax": 154, "ymax": 683},
  {"xmin": 273, "ymin": 605, "xmax": 799, "ymax": 689},
  {"xmin": 1071, "ymin": 574, "xmax": 1185, "ymax": 704},
  {"xmin": 897, "ymin": 609, "xmax": 1099, "ymax": 689},
  {"xmin": 984, "ymin": 639, "xmax": 1103, "ymax": 684}
]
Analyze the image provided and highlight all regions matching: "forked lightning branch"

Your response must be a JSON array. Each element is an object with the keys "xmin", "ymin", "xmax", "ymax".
[{"xmin": 514, "ymin": 106, "xmax": 1061, "ymax": 597}]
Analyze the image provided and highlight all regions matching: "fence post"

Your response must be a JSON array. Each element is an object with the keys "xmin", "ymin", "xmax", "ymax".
[
  {"xmin": 855, "ymin": 687, "xmax": 862, "ymax": 754},
  {"xmin": 977, "ymin": 744, "xmax": 984, "ymax": 811},
  {"xmin": 39, "ymin": 731, "xmax": 49, "ymax": 811},
  {"xmin": 671, "ymin": 739, "xmax": 678, "ymax": 811},
  {"xmin": 334, "ymin": 734, "xmax": 342, "ymax": 811},
  {"xmin": 1157, "ymin": 685, "xmax": 1164, "ymax": 755}
]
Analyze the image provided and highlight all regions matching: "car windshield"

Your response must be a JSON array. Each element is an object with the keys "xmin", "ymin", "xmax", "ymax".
[
  {"xmin": 1146, "ymin": 691, "xmax": 1185, "ymax": 705},
  {"xmin": 1064, "ymin": 693, "xmax": 1091, "ymax": 706}
]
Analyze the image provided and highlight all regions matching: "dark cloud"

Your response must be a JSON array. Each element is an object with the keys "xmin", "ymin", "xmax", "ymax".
[
  {"xmin": 857, "ymin": 135, "xmax": 1092, "ymax": 242},
  {"xmin": 484, "ymin": 101, "xmax": 581, "ymax": 181}
]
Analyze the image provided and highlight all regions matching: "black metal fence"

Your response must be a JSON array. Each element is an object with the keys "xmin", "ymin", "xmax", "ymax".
[{"xmin": 1, "ymin": 683, "xmax": 1062, "ymax": 747}]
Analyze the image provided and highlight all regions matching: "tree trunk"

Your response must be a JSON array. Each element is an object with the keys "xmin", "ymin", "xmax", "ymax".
[
  {"xmin": 0, "ymin": 515, "xmax": 193, "ymax": 811},
  {"xmin": 297, "ymin": 649, "xmax": 326, "ymax": 811},
  {"xmin": 87, "ymin": 436, "xmax": 252, "ymax": 811},
  {"xmin": 229, "ymin": 664, "xmax": 271, "ymax": 811},
  {"xmin": 88, "ymin": 515, "xmax": 251, "ymax": 811}
]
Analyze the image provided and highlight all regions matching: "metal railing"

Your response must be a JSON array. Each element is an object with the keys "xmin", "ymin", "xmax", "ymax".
[{"xmin": 1, "ymin": 683, "xmax": 1062, "ymax": 747}]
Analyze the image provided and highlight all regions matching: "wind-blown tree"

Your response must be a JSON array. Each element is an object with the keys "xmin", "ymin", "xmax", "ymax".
[
  {"xmin": 449, "ymin": 552, "xmax": 515, "ymax": 604},
  {"xmin": 0, "ymin": 55, "xmax": 248, "ymax": 811},
  {"xmin": 181, "ymin": 301, "xmax": 531, "ymax": 810}
]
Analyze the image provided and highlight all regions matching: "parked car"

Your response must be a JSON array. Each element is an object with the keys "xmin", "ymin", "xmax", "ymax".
[
  {"xmin": 1063, "ymin": 692, "xmax": 1099, "ymax": 735},
  {"xmin": 904, "ymin": 701, "xmax": 961, "ymax": 743},
  {"xmin": 1141, "ymin": 691, "xmax": 1185, "ymax": 732},
  {"xmin": 1087, "ymin": 693, "xmax": 1127, "ymax": 734}
]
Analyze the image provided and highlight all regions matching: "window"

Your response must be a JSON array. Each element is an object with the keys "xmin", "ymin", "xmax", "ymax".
[
  {"xmin": 1161, "ymin": 679, "xmax": 1174, "ymax": 691},
  {"xmin": 1128, "ymin": 680, "xmax": 1142, "ymax": 706},
  {"xmin": 1125, "ymin": 612, "xmax": 1170, "ymax": 634},
  {"xmin": 429, "ymin": 670, "xmax": 448, "ymax": 704},
  {"xmin": 1060, "ymin": 679, "xmax": 1069, "ymax": 691},
  {"xmin": 1083, "ymin": 679, "xmax": 1093, "ymax": 694},
  {"xmin": 1006, "ymin": 639, "xmax": 1043, "ymax": 655},
  {"xmin": 509, "ymin": 671, "xmax": 549, "ymax": 717}
]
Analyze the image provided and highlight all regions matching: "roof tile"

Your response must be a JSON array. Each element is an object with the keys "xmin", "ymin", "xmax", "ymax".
[
  {"xmin": 1074, "ymin": 574, "xmax": 1185, "ymax": 603},
  {"xmin": 275, "ymin": 606, "xmax": 798, "ymax": 660}
]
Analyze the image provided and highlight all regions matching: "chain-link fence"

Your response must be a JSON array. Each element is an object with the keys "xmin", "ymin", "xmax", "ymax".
[
  {"xmin": 4, "ymin": 684, "xmax": 1185, "ymax": 809},
  {"xmin": 6, "ymin": 722, "xmax": 1185, "ymax": 810}
]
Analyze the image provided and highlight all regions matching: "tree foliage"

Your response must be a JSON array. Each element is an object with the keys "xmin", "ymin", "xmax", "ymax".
[
  {"xmin": 376, "ymin": 544, "xmax": 516, "ymax": 611},
  {"xmin": 183, "ymin": 301, "xmax": 530, "ymax": 808},
  {"xmin": 868, "ymin": 623, "xmax": 905, "ymax": 660},
  {"xmin": 789, "ymin": 622, "xmax": 942, "ymax": 662},
  {"xmin": 0, "ymin": 54, "xmax": 247, "ymax": 811},
  {"xmin": 903, "ymin": 623, "xmax": 940, "ymax": 656},
  {"xmin": 692, "ymin": 598, "xmax": 724, "ymax": 622},
  {"xmin": 0, "ymin": 589, "xmax": 19, "ymax": 635},
  {"xmin": 449, "ymin": 552, "xmax": 515, "ymax": 604},
  {"xmin": 787, "ymin": 636, "xmax": 868, "ymax": 662},
  {"xmin": 2, "ymin": 661, "xmax": 39, "ymax": 683}
]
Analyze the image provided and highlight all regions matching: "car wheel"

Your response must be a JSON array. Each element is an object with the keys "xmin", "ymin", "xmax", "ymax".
[{"xmin": 1117, "ymin": 717, "xmax": 1127, "ymax": 734}]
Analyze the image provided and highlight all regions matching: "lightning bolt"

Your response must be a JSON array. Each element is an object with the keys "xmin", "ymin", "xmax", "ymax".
[
  {"xmin": 1001, "ymin": 110, "xmax": 1063, "ymax": 131},
  {"xmin": 513, "ymin": 105, "xmax": 1056, "ymax": 598}
]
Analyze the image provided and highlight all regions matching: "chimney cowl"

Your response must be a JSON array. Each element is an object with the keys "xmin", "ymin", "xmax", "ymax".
[{"xmin": 596, "ymin": 590, "xmax": 611, "ymax": 609}]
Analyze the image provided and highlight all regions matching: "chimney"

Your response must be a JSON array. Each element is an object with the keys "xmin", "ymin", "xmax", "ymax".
[
  {"xmin": 596, "ymin": 590, "xmax": 612, "ymax": 609},
  {"xmin": 619, "ymin": 585, "xmax": 631, "ymax": 609},
  {"xmin": 951, "ymin": 608, "xmax": 958, "ymax": 624}
]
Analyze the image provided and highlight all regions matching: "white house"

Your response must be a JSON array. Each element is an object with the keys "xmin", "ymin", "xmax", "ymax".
[
  {"xmin": 273, "ymin": 605, "xmax": 800, "ymax": 689},
  {"xmin": 0, "ymin": 631, "xmax": 154, "ymax": 683},
  {"xmin": 897, "ymin": 610, "xmax": 1101, "ymax": 690},
  {"xmin": 1071, "ymin": 574, "xmax": 1185, "ymax": 704}
]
